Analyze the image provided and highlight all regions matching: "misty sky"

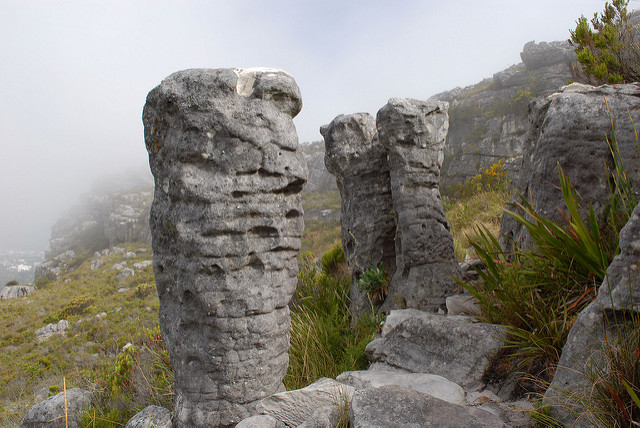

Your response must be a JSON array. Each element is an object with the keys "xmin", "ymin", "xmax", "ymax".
[{"xmin": 0, "ymin": 0, "xmax": 612, "ymax": 251}]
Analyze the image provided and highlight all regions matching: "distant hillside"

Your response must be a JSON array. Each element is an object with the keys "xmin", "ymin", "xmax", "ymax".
[{"xmin": 432, "ymin": 40, "xmax": 580, "ymax": 192}]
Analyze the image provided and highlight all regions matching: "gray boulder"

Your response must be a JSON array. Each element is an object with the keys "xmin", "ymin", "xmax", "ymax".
[
  {"xmin": 545, "ymin": 203, "xmax": 640, "ymax": 426},
  {"xmin": 125, "ymin": 405, "xmax": 171, "ymax": 428},
  {"xmin": 35, "ymin": 319, "xmax": 69, "ymax": 341},
  {"xmin": 349, "ymin": 385, "xmax": 507, "ymax": 427},
  {"xmin": 322, "ymin": 113, "xmax": 396, "ymax": 315},
  {"xmin": 256, "ymin": 377, "xmax": 354, "ymax": 427},
  {"xmin": 377, "ymin": 98, "xmax": 460, "ymax": 311},
  {"xmin": 365, "ymin": 309, "xmax": 506, "ymax": 388},
  {"xmin": 500, "ymin": 82, "xmax": 640, "ymax": 252},
  {"xmin": 20, "ymin": 388, "xmax": 91, "ymax": 428},
  {"xmin": 144, "ymin": 67, "xmax": 307, "ymax": 427},
  {"xmin": 336, "ymin": 369, "xmax": 465, "ymax": 406},
  {"xmin": 0, "ymin": 285, "xmax": 34, "ymax": 299}
]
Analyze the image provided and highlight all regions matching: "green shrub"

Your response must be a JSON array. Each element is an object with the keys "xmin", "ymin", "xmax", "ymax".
[
  {"xmin": 43, "ymin": 295, "xmax": 95, "ymax": 324},
  {"xmin": 570, "ymin": 0, "xmax": 640, "ymax": 84},
  {"xmin": 357, "ymin": 264, "xmax": 389, "ymax": 305},
  {"xmin": 4, "ymin": 280, "xmax": 18, "ymax": 287},
  {"xmin": 286, "ymin": 242, "xmax": 381, "ymax": 390}
]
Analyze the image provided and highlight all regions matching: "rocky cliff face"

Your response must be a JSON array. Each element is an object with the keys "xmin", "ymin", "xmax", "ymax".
[
  {"xmin": 36, "ymin": 172, "xmax": 152, "ymax": 280},
  {"xmin": 432, "ymin": 40, "xmax": 580, "ymax": 191}
]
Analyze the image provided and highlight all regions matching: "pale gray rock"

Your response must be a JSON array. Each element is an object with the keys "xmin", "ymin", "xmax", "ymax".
[
  {"xmin": 365, "ymin": 309, "xmax": 506, "ymax": 388},
  {"xmin": 144, "ymin": 67, "xmax": 307, "ymax": 427},
  {"xmin": 298, "ymin": 405, "xmax": 342, "ymax": 428},
  {"xmin": 20, "ymin": 388, "xmax": 91, "ymax": 428},
  {"xmin": 322, "ymin": 113, "xmax": 396, "ymax": 315},
  {"xmin": 90, "ymin": 259, "xmax": 104, "ymax": 270},
  {"xmin": 500, "ymin": 83, "xmax": 640, "ymax": 252},
  {"xmin": 111, "ymin": 262, "xmax": 126, "ymax": 271},
  {"xmin": 349, "ymin": 385, "xmax": 507, "ymax": 428},
  {"xmin": 116, "ymin": 268, "xmax": 134, "ymax": 281},
  {"xmin": 54, "ymin": 249, "xmax": 75, "ymax": 262},
  {"xmin": 35, "ymin": 320, "xmax": 69, "ymax": 341},
  {"xmin": 336, "ymin": 369, "xmax": 465, "ymax": 406},
  {"xmin": 125, "ymin": 405, "xmax": 171, "ymax": 428},
  {"xmin": 545, "ymin": 203, "xmax": 640, "ymax": 426},
  {"xmin": 257, "ymin": 378, "xmax": 354, "ymax": 428},
  {"xmin": 446, "ymin": 294, "xmax": 481, "ymax": 316},
  {"xmin": 124, "ymin": 251, "xmax": 137, "ymax": 258},
  {"xmin": 0, "ymin": 285, "xmax": 34, "ymax": 299},
  {"xmin": 133, "ymin": 260, "xmax": 152, "ymax": 270},
  {"xmin": 377, "ymin": 98, "xmax": 460, "ymax": 311},
  {"xmin": 236, "ymin": 414, "xmax": 285, "ymax": 428}
]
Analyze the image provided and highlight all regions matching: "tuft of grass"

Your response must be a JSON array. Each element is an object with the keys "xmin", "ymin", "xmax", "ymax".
[{"xmin": 286, "ymin": 243, "xmax": 382, "ymax": 390}]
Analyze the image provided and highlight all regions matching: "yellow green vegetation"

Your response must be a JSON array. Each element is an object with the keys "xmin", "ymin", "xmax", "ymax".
[
  {"xmin": 0, "ymin": 244, "xmax": 162, "ymax": 426},
  {"xmin": 445, "ymin": 159, "xmax": 511, "ymax": 260}
]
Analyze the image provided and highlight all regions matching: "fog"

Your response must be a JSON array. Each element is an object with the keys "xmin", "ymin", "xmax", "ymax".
[{"xmin": 0, "ymin": 0, "xmax": 609, "ymax": 251}]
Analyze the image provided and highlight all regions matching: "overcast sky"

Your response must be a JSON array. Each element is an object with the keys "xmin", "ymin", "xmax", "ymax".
[{"xmin": 0, "ymin": 0, "xmax": 614, "ymax": 251}]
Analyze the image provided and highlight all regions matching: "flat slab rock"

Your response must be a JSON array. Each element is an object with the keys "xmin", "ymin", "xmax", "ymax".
[
  {"xmin": 350, "ymin": 385, "xmax": 507, "ymax": 427},
  {"xmin": 365, "ymin": 309, "xmax": 506, "ymax": 388},
  {"xmin": 256, "ymin": 377, "xmax": 354, "ymax": 427},
  {"xmin": 336, "ymin": 370, "xmax": 465, "ymax": 406}
]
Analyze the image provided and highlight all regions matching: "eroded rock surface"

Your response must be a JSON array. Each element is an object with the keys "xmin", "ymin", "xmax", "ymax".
[
  {"xmin": 20, "ymin": 388, "xmax": 91, "ymax": 428},
  {"xmin": 144, "ymin": 68, "xmax": 307, "ymax": 427},
  {"xmin": 349, "ymin": 385, "xmax": 506, "ymax": 428},
  {"xmin": 545, "ymin": 203, "xmax": 640, "ymax": 426},
  {"xmin": 500, "ymin": 83, "xmax": 640, "ymax": 251},
  {"xmin": 365, "ymin": 309, "xmax": 506, "ymax": 389},
  {"xmin": 322, "ymin": 113, "xmax": 396, "ymax": 315},
  {"xmin": 377, "ymin": 99, "xmax": 460, "ymax": 311}
]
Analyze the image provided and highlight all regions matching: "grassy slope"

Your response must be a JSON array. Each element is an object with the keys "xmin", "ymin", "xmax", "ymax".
[
  {"xmin": 0, "ymin": 244, "xmax": 159, "ymax": 426},
  {"xmin": 0, "ymin": 184, "xmax": 508, "ymax": 425}
]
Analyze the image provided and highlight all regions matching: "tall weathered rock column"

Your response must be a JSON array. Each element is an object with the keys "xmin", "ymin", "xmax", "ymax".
[
  {"xmin": 321, "ymin": 114, "xmax": 396, "ymax": 316},
  {"xmin": 143, "ymin": 68, "xmax": 307, "ymax": 427},
  {"xmin": 377, "ymin": 98, "xmax": 460, "ymax": 311}
]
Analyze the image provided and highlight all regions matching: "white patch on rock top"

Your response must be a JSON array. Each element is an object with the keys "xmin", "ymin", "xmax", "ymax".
[{"xmin": 233, "ymin": 67, "xmax": 290, "ymax": 96}]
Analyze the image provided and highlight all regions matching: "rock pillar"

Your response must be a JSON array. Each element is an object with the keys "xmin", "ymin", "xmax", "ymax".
[
  {"xmin": 376, "ymin": 98, "xmax": 459, "ymax": 311},
  {"xmin": 321, "ymin": 114, "xmax": 396, "ymax": 315},
  {"xmin": 143, "ymin": 68, "xmax": 307, "ymax": 427}
]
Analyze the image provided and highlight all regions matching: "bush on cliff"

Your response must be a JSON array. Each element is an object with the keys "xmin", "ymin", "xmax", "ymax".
[{"xmin": 571, "ymin": 0, "xmax": 640, "ymax": 84}]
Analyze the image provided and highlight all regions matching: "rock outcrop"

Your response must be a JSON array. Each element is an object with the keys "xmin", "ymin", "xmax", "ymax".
[
  {"xmin": 365, "ymin": 309, "xmax": 506, "ymax": 389},
  {"xmin": 144, "ymin": 68, "xmax": 307, "ymax": 427},
  {"xmin": 377, "ymin": 99, "xmax": 460, "ymax": 311},
  {"xmin": 0, "ymin": 285, "xmax": 34, "ymax": 299},
  {"xmin": 432, "ymin": 40, "xmax": 580, "ymax": 190},
  {"xmin": 323, "ymin": 100, "xmax": 460, "ymax": 313},
  {"xmin": 322, "ymin": 113, "xmax": 396, "ymax": 316},
  {"xmin": 500, "ymin": 83, "xmax": 640, "ymax": 251},
  {"xmin": 545, "ymin": 203, "xmax": 640, "ymax": 426}
]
